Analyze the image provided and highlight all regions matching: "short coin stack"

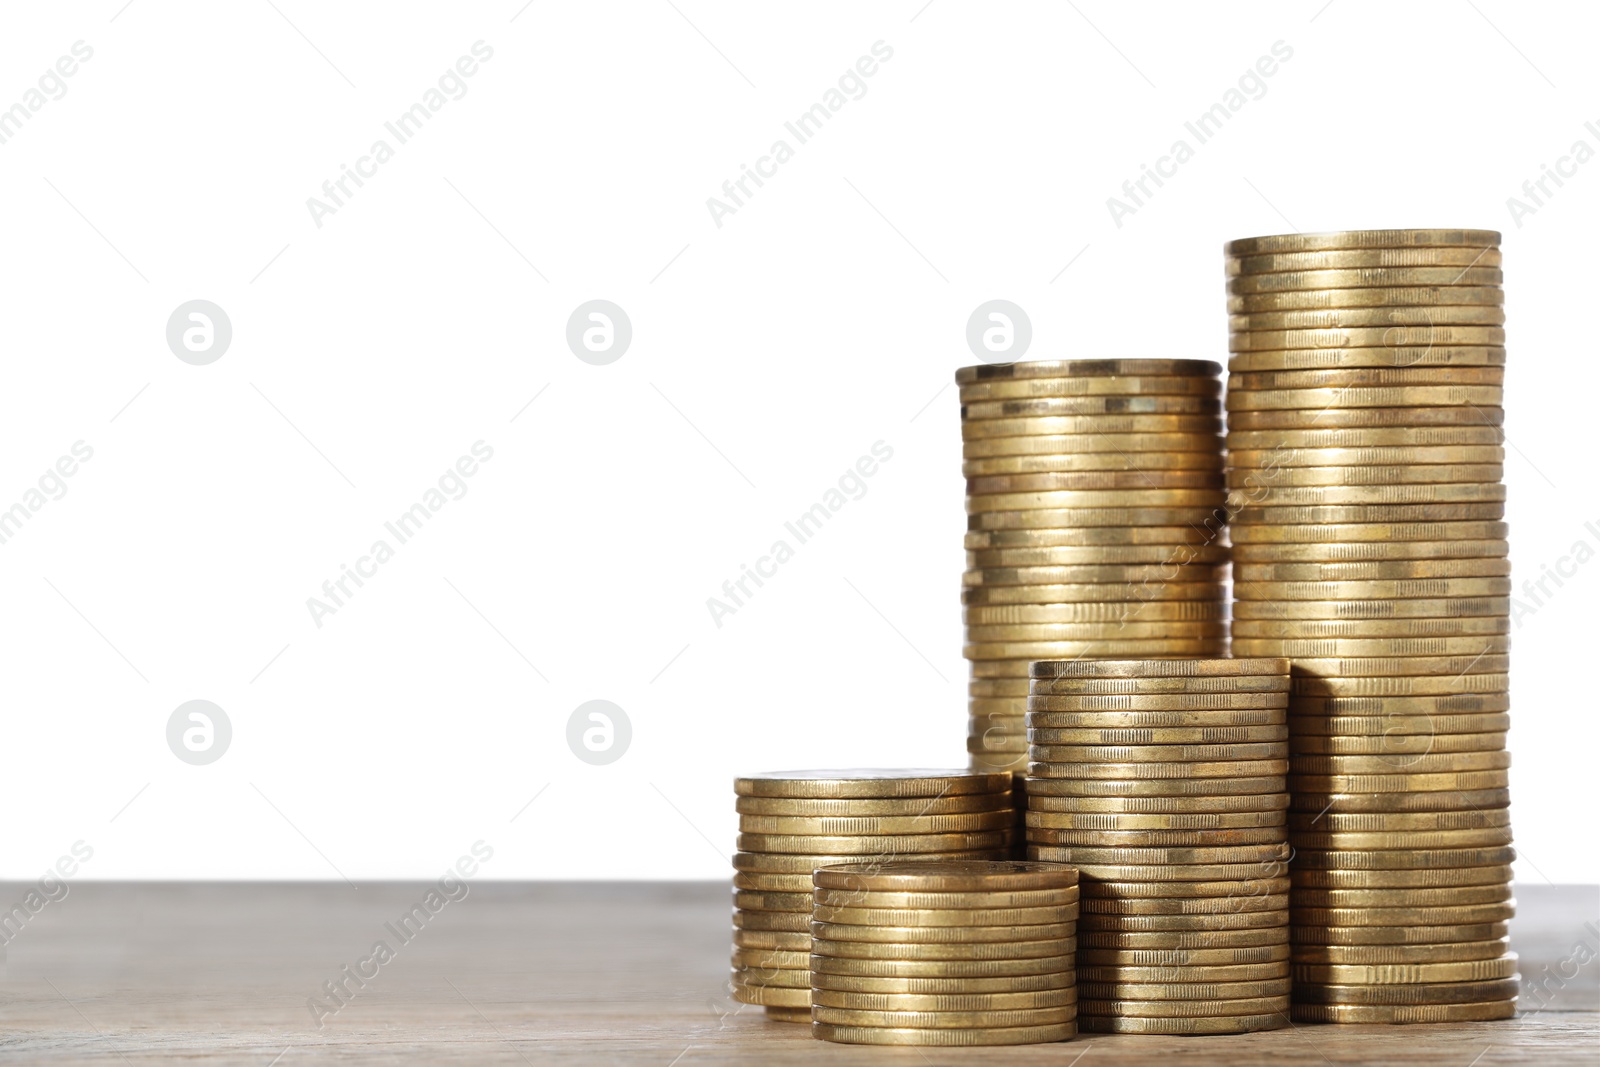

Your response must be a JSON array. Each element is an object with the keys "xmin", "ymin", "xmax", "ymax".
[
  {"xmin": 1223, "ymin": 228, "xmax": 1518, "ymax": 1023},
  {"xmin": 1025, "ymin": 658, "xmax": 1294, "ymax": 1034},
  {"xmin": 809, "ymin": 860, "xmax": 1081, "ymax": 1046},
  {"xmin": 959, "ymin": 359, "xmax": 1230, "ymax": 777},
  {"xmin": 732, "ymin": 770, "xmax": 1014, "ymax": 1019}
]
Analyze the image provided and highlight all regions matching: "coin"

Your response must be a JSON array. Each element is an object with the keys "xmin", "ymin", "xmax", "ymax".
[
  {"xmin": 1289, "ymin": 732, "xmax": 1507, "ymax": 755},
  {"xmin": 969, "ymin": 640, "xmax": 1224, "ymax": 660},
  {"xmin": 1227, "ymin": 346, "xmax": 1506, "ymax": 371},
  {"xmin": 1027, "ymin": 694, "xmax": 1288, "ymax": 711},
  {"xmin": 730, "ymin": 982, "xmax": 810, "ymax": 1007},
  {"xmin": 1228, "ymin": 246, "xmax": 1500, "ymax": 273},
  {"xmin": 1288, "ymin": 697, "xmax": 1512, "ymax": 718},
  {"xmin": 1076, "ymin": 994, "xmax": 1288, "ymax": 1017},
  {"xmin": 810, "ymin": 1021, "xmax": 1079, "ymax": 1046},
  {"xmin": 1077, "ymin": 910, "xmax": 1288, "ymax": 932},
  {"xmin": 1232, "ymin": 488, "xmax": 1507, "ymax": 511},
  {"xmin": 1289, "ymin": 866, "xmax": 1514, "ymax": 890},
  {"xmin": 1026, "ymin": 793, "xmax": 1288, "ymax": 814},
  {"xmin": 811, "ymin": 953, "xmax": 1077, "ymax": 979},
  {"xmin": 1028, "ymin": 843, "xmax": 1290, "ymax": 866},
  {"xmin": 811, "ymin": 921, "xmax": 1078, "ymax": 945},
  {"xmin": 1227, "ymin": 428, "xmax": 1506, "ymax": 453},
  {"xmin": 1077, "ymin": 962, "xmax": 1289, "ymax": 983},
  {"xmin": 1286, "ymin": 809, "xmax": 1510, "ymax": 832},
  {"xmin": 1227, "ymin": 285, "xmax": 1503, "ymax": 313},
  {"xmin": 1289, "ymin": 1001, "xmax": 1514, "ymax": 1023},
  {"xmin": 1233, "ymin": 617, "xmax": 1509, "ymax": 637},
  {"xmin": 959, "ymin": 376, "xmax": 1223, "ymax": 400},
  {"xmin": 1229, "ymin": 466, "xmax": 1505, "ymax": 491},
  {"xmin": 964, "ymin": 431, "xmax": 1224, "ymax": 457},
  {"xmin": 733, "ymin": 889, "xmax": 813, "ymax": 912},
  {"xmin": 964, "ymin": 452, "xmax": 1223, "ymax": 477},
  {"xmin": 738, "ymin": 832, "xmax": 1012, "ymax": 855},
  {"xmin": 1229, "ymin": 449, "xmax": 1505, "ymax": 472},
  {"xmin": 1292, "ymin": 902, "xmax": 1515, "ymax": 927},
  {"xmin": 1231, "ymin": 327, "xmax": 1506, "ymax": 354},
  {"xmin": 1026, "ymin": 827, "xmax": 1284, "ymax": 848},
  {"xmin": 1028, "ymin": 760, "xmax": 1289, "ymax": 780},
  {"xmin": 957, "ymin": 359, "xmax": 1221, "ymax": 383},
  {"xmin": 1289, "ymin": 771, "xmax": 1510, "ymax": 794},
  {"xmin": 733, "ymin": 910, "xmax": 811, "ymax": 932},
  {"xmin": 731, "ymin": 947, "xmax": 810, "ymax": 969},
  {"xmin": 1030, "ymin": 742, "xmax": 1286, "ymax": 763},
  {"xmin": 730, "ymin": 965, "xmax": 811, "ymax": 988},
  {"xmin": 962, "ymin": 524, "xmax": 1222, "ymax": 548},
  {"xmin": 1293, "ymin": 977, "xmax": 1519, "ymax": 1006},
  {"xmin": 810, "ymin": 988, "xmax": 1078, "ymax": 1011},
  {"xmin": 1024, "ymin": 776, "xmax": 1287, "ymax": 798},
  {"xmin": 811, "ymin": 971, "xmax": 1076, "ymax": 994},
  {"xmin": 735, "ymin": 851, "xmax": 1005, "ymax": 875},
  {"xmin": 1029, "ymin": 658, "xmax": 1290, "ymax": 680},
  {"xmin": 763, "ymin": 1006, "xmax": 813, "ymax": 1021},
  {"xmin": 1233, "ymin": 558, "xmax": 1511, "ymax": 581},
  {"xmin": 739, "ymin": 812, "xmax": 1016, "ymax": 835},
  {"xmin": 1227, "ymin": 266, "xmax": 1502, "ymax": 294},
  {"xmin": 968, "ymin": 488, "xmax": 1227, "ymax": 511},
  {"xmin": 963, "ymin": 599, "xmax": 1225, "ymax": 622},
  {"xmin": 1225, "ymin": 229, "xmax": 1500, "ymax": 255},
  {"xmin": 1290, "ymin": 938, "xmax": 1510, "ymax": 964},
  {"xmin": 966, "ymin": 506, "xmax": 1229, "ymax": 530},
  {"xmin": 1226, "ymin": 404, "xmax": 1502, "ymax": 430},
  {"xmin": 1079, "ymin": 977, "xmax": 1292, "ymax": 1000},
  {"xmin": 735, "ymin": 770, "xmax": 1012, "ymax": 799},
  {"xmin": 1027, "ymin": 808, "xmax": 1285, "ymax": 830},
  {"xmin": 734, "ymin": 872, "xmax": 829, "ymax": 893},
  {"xmin": 1230, "ymin": 363, "xmax": 1506, "ymax": 388},
  {"xmin": 812, "ymin": 888, "xmax": 1078, "ymax": 912},
  {"xmin": 736, "ymin": 793, "xmax": 1013, "ymax": 817},
  {"xmin": 962, "ymin": 395, "xmax": 1221, "ymax": 420},
  {"xmin": 1293, "ymin": 845, "xmax": 1517, "ymax": 871},
  {"xmin": 1027, "ymin": 726, "xmax": 1288, "ymax": 745},
  {"xmin": 1237, "ymin": 580, "xmax": 1513, "ymax": 602},
  {"xmin": 813, "ymin": 860, "xmax": 1079, "ymax": 893},
  {"xmin": 811, "ymin": 904, "xmax": 1079, "ymax": 927},
  {"xmin": 809, "ymin": 937, "xmax": 1077, "ymax": 961},
  {"xmin": 1233, "ymin": 503, "xmax": 1505, "ymax": 525},
  {"xmin": 1292, "ymin": 922, "xmax": 1510, "ymax": 946},
  {"xmin": 962, "ymin": 415, "xmax": 1225, "ymax": 440},
  {"xmin": 1077, "ymin": 1015, "xmax": 1286, "ymax": 1035},
  {"xmin": 1290, "ymin": 884, "xmax": 1511, "ymax": 908},
  {"xmin": 1290, "ymin": 675, "xmax": 1510, "ymax": 697},
  {"xmin": 1027, "ymin": 675, "xmax": 1291, "ymax": 694},
  {"xmin": 967, "ymin": 622, "xmax": 1226, "ymax": 642},
  {"xmin": 1088, "ymin": 877, "xmax": 1291, "ymax": 899},
  {"xmin": 1082, "ymin": 893, "xmax": 1288, "ymax": 916},
  {"xmin": 967, "ymin": 544, "xmax": 1227, "ymax": 568},
  {"xmin": 1077, "ymin": 945, "xmax": 1291, "ymax": 966},
  {"xmin": 1227, "ymin": 305, "xmax": 1506, "ymax": 331},
  {"xmin": 732, "ymin": 928, "xmax": 811, "ymax": 949}
]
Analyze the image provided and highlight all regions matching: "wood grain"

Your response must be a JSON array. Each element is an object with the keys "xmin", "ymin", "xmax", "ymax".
[{"xmin": 0, "ymin": 881, "xmax": 1592, "ymax": 1064}]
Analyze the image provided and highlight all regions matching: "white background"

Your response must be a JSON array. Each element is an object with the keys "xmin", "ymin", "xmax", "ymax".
[{"xmin": 0, "ymin": 1, "xmax": 1593, "ymax": 884}]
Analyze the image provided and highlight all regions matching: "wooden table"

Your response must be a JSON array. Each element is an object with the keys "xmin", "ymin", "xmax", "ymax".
[{"xmin": 0, "ymin": 882, "xmax": 1593, "ymax": 1064}]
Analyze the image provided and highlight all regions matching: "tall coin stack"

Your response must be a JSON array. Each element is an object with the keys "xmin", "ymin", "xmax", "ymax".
[
  {"xmin": 732, "ymin": 770, "xmax": 1014, "ymax": 1020},
  {"xmin": 1025, "ymin": 658, "xmax": 1294, "ymax": 1034},
  {"xmin": 959, "ymin": 359, "xmax": 1231, "ymax": 782},
  {"xmin": 810, "ymin": 861, "xmax": 1081, "ymax": 1046},
  {"xmin": 1223, "ymin": 228, "xmax": 1518, "ymax": 1023}
]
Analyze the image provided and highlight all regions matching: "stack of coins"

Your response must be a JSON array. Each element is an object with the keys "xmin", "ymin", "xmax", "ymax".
[
  {"xmin": 809, "ymin": 860, "xmax": 1081, "ymax": 1046},
  {"xmin": 1223, "ymin": 228, "xmax": 1518, "ymax": 1024},
  {"xmin": 732, "ymin": 770, "xmax": 1014, "ymax": 1020},
  {"xmin": 959, "ymin": 359, "xmax": 1230, "ymax": 778},
  {"xmin": 1024, "ymin": 658, "xmax": 1294, "ymax": 1034}
]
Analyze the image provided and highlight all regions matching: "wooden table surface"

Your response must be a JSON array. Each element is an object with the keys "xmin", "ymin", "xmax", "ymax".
[{"xmin": 0, "ymin": 881, "xmax": 1593, "ymax": 1064}]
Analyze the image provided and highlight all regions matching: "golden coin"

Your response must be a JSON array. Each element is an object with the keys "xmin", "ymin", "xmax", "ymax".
[
  {"xmin": 1230, "ymin": 327, "xmax": 1505, "ymax": 353},
  {"xmin": 963, "ymin": 430, "xmax": 1224, "ymax": 457},
  {"xmin": 963, "ymin": 560, "xmax": 1225, "ymax": 583},
  {"xmin": 1233, "ymin": 558, "xmax": 1510, "ymax": 582},
  {"xmin": 1284, "ymin": 650, "xmax": 1511, "ymax": 675},
  {"xmin": 738, "ymin": 832, "xmax": 1012, "ymax": 855},
  {"xmin": 735, "ymin": 851, "xmax": 1005, "ymax": 875},
  {"xmin": 739, "ymin": 812, "xmax": 1015, "ymax": 836},
  {"xmin": 813, "ymin": 860, "xmax": 1079, "ymax": 894},
  {"xmin": 1028, "ymin": 759, "xmax": 1289, "ymax": 780},
  {"xmin": 1029, "ymin": 742, "xmax": 1286, "ymax": 763},
  {"xmin": 809, "ymin": 937, "xmax": 1077, "ymax": 962},
  {"xmin": 1227, "ymin": 266, "xmax": 1502, "ymax": 294},
  {"xmin": 763, "ymin": 1006, "xmax": 812, "ymax": 1021},
  {"xmin": 734, "ymin": 872, "xmax": 829, "ymax": 893},
  {"xmin": 963, "ymin": 452, "xmax": 1223, "ymax": 478},
  {"xmin": 1027, "ymin": 726, "xmax": 1287, "ymax": 745},
  {"xmin": 957, "ymin": 359, "xmax": 1221, "ymax": 383},
  {"xmin": 1233, "ymin": 616, "xmax": 1509, "ymax": 637},
  {"xmin": 1232, "ymin": 503, "xmax": 1505, "ymax": 525},
  {"xmin": 1228, "ymin": 467, "xmax": 1505, "ymax": 490},
  {"xmin": 1290, "ymin": 884, "xmax": 1511, "ymax": 909},
  {"xmin": 731, "ymin": 947, "xmax": 810, "ymax": 969},
  {"xmin": 811, "ymin": 971, "xmax": 1076, "ymax": 994},
  {"xmin": 1292, "ymin": 788, "xmax": 1511, "ymax": 816},
  {"xmin": 1289, "ymin": 1001, "xmax": 1515, "ymax": 1023},
  {"xmin": 1031, "ymin": 658, "xmax": 1289, "ymax": 679},
  {"xmin": 1078, "ymin": 910, "xmax": 1287, "ymax": 932},
  {"xmin": 1228, "ymin": 246, "xmax": 1500, "ymax": 274},
  {"xmin": 1290, "ymin": 771, "xmax": 1510, "ymax": 794},
  {"xmin": 1027, "ymin": 699, "xmax": 1287, "ymax": 716},
  {"xmin": 1077, "ymin": 962, "xmax": 1288, "ymax": 984},
  {"xmin": 1237, "ymin": 580, "xmax": 1513, "ymax": 602},
  {"xmin": 959, "ymin": 375, "xmax": 1222, "ymax": 400},
  {"xmin": 1042, "ymin": 863, "xmax": 1292, "ymax": 886},
  {"xmin": 1229, "ymin": 451, "xmax": 1505, "ymax": 475},
  {"xmin": 733, "ymin": 910, "xmax": 811, "ymax": 932},
  {"xmin": 1246, "ymin": 638, "xmax": 1511, "ymax": 660},
  {"xmin": 967, "ymin": 487, "xmax": 1227, "ymax": 510},
  {"xmin": 1027, "ymin": 844, "xmax": 1290, "ymax": 867},
  {"xmin": 1227, "ymin": 413, "xmax": 1503, "ymax": 440},
  {"xmin": 1027, "ymin": 674, "xmax": 1290, "ymax": 694},
  {"xmin": 1077, "ymin": 994, "xmax": 1289, "ymax": 1018},
  {"xmin": 1027, "ymin": 793, "xmax": 1288, "ymax": 815},
  {"xmin": 967, "ymin": 622, "xmax": 1226, "ymax": 643},
  {"xmin": 811, "ymin": 903, "xmax": 1079, "ymax": 927},
  {"xmin": 1026, "ymin": 827, "xmax": 1283, "ymax": 848},
  {"xmin": 1286, "ymin": 810, "xmax": 1510, "ymax": 833},
  {"xmin": 1292, "ymin": 902, "xmax": 1514, "ymax": 927},
  {"xmin": 969, "ymin": 640, "xmax": 1224, "ymax": 660},
  {"xmin": 1233, "ymin": 597, "xmax": 1509, "ymax": 620},
  {"xmin": 1079, "ymin": 977, "xmax": 1291, "ymax": 1000},
  {"xmin": 730, "ymin": 964, "xmax": 811, "ymax": 988},
  {"xmin": 963, "ymin": 395, "xmax": 1220, "ymax": 420},
  {"xmin": 1228, "ymin": 346, "xmax": 1505, "ymax": 371},
  {"xmin": 730, "ymin": 982, "xmax": 810, "ymax": 1008},
  {"xmin": 1076, "ymin": 944, "xmax": 1291, "ymax": 966},
  {"xmin": 811, "ymin": 953, "xmax": 1076, "ymax": 979},
  {"xmin": 1293, "ymin": 977, "xmax": 1519, "ymax": 1006},
  {"xmin": 1230, "ymin": 485, "xmax": 1507, "ymax": 509},
  {"xmin": 1024, "ymin": 775, "xmax": 1286, "ymax": 798},
  {"xmin": 1089, "ymin": 877, "xmax": 1290, "ymax": 899},
  {"xmin": 962, "ymin": 524, "xmax": 1221, "ymax": 549},
  {"xmin": 1082, "ymin": 896, "xmax": 1288, "ymax": 919},
  {"xmin": 961, "ymin": 584, "xmax": 1224, "ymax": 608},
  {"xmin": 811, "ymin": 921, "xmax": 1077, "ymax": 945},
  {"xmin": 963, "ymin": 599, "xmax": 1225, "ymax": 622},
  {"xmin": 811, "ymin": 887, "xmax": 1076, "ymax": 912},
  {"xmin": 1292, "ymin": 847, "xmax": 1516, "ymax": 871},
  {"xmin": 735, "ymin": 770, "xmax": 1012, "ymax": 799},
  {"xmin": 810, "ymin": 1021, "xmax": 1079, "ymax": 1046},
  {"xmin": 1290, "ymin": 937, "xmax": 1510, "ymax": 964},
  {"xmin": 733, "ymin": 889, "xmax": 813, "ymax": 912},
  {"xmin": 1026, "ymin": 808, "xmax": 1283, "ymax": 829},
  {"xmin": 811, "ymin": 989, "xmax": 1077, "ymax": 1012},
  {"xmin": 1229, "ymin": 366, "xmax": 1505, "ymax": 390},
  {"xmin": 967, "ymin": 505, "xmax": 1230, "ymax": 530},
  {"xmin": 966, "ymin": 543, "xmax": 1226, "ymax": 566},
  {"xmin": 1227, "ymin": 305, "xmax": 1505, "ymax": 331},
  {"xmin": 1224, "ymin": 229, "xmax": 1500, "ymax": 255},
  {"xmin": 736, "ymin": 793, "xmax": 1013, "ymax": 818},
  {"xmin": 1289, "ymin": 732, "xmax": 1507, "ymax": 755},
  {"xmin": 1227, "ymin": 285, "xmax": 1503, "ymax": 314},
  {"xmin": 962, "ymin": 414, "xmax": 1224, "ymax": 440},
  {"xmin": 732, "ymin": 929, "xmax": 811, "ymax": 949},
  {"xmin": 1289, "ymin": 674, "xmax": 1510, "ymax": 698}
]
